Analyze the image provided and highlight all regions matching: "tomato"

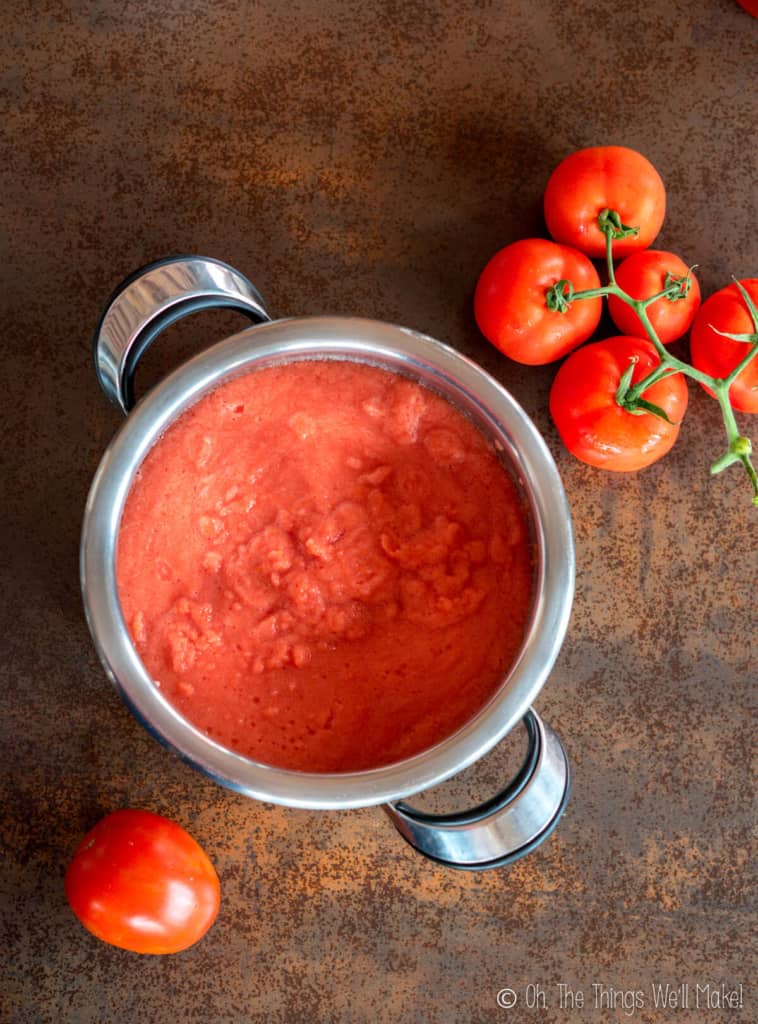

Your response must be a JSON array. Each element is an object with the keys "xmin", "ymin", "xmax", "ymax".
[
  {"xmin": 608, "ymin": 250, "xmax": 701, "ymax": 344},
  {"xmin": 473, "ymin": 238, "xmax": 602, "ymax": 365},
  {"xmin": 544, "ymin": 146, "xmax": 666, "ymax": 259},
  {"xmin": 735, "ymin": 1, "xmax": 758, "ymax": 17},
  {"xmin": 549, "ymin": 335, "xmax": 689, "ymax": 471},
  {"xmin": 689, "ymin": 279, "xmax": 758, "ymax": 413},
  {"xmin": 65, "ymin": 809, "xmax": 220, "ymax": 954}
]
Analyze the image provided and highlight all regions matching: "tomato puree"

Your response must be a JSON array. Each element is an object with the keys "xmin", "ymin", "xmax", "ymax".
[{"xmin": 117, "ymin": 360, "xmax": 533, "ymax": 772}]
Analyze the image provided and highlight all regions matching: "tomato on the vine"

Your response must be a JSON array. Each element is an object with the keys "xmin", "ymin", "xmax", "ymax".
[
  {"xmin": 549, "ymin": 335, "xmax": 689, "ymax": 471},
  {"xmin": 65, "ymin": 809, "xmax": 220, "ymax": 954},
  {"xmin": 689, "ymin": 279, "xmax": 758, "ymax": 414},
  {"xmin": 474, "ymin": 238, "xmax": 602, "ymax": 365},
  {"xmin": 608, "ymin": 250, "xmax": 701, "ymax": 344},
  {"xmin": 544, "ymin": 146, "xmax": 666, "ymax": 259}
]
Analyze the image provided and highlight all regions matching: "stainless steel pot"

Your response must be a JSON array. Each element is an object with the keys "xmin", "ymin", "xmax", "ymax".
[{"xmin": 82, "ymin": 256, "xmax": 574, "ymax": 869}]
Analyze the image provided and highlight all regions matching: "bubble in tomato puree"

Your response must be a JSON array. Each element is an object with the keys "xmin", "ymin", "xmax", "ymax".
[{"xmin": 116, "ymin": 360, "xmax": 533, "ymax": 772}]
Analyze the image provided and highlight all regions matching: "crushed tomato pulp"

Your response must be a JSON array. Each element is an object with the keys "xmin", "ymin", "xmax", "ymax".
[{"xmin": 117, "ymin": 360, "xmax": 533, "ymax": 772}]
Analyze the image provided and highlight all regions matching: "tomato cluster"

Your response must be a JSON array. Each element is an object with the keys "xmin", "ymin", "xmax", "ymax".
[{"xmin": 474, "ymin": 145, "xmax": 756, "ymax": 473}]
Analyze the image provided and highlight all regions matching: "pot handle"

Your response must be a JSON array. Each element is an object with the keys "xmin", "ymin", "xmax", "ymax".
[
  {"xmin": 383, "ymin": 709, "xmax": 570, "ymax": 870},
  {"xmin": 93, "ymin": 255, "xmax": 271, "ymax": 414}
]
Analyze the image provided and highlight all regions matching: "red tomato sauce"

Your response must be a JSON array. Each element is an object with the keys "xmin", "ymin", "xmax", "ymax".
[{"xmin": 117, "ymin": 360, "xmax": 533, "ymax": 772}]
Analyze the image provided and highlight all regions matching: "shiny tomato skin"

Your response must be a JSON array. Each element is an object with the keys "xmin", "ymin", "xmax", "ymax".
[
  {"xmin": 550, "ymin": 335, "xmax": 689, "ymax": 471},
  {"xmin": 65, "ymin": 810, "xmax": 220, "ymax": 954},
  {"xmin": 608, "ymin": 250, "xmax": 701, "ymax": 344},
  {"xmin": 474, "ymin": 238, "xmax": 602, "ymax": 365},
  {"xmin": 689, "ymin": 279, "xmax": 758, "ymax": 413},
  {"xmin": 544, "ymin": 146, "xmax": 666, "ymax": 259}
]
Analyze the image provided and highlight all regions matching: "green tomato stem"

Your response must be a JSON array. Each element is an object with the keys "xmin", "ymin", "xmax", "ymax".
[
  {"xmin": 557, "ymin": 285, "xmax": 609, "ymax": 303},
  {"xmin": 709, "ymin": 387, "xmax": 758, "ymax": 503},
  {"xmin": 604, "ymin": 224, "xmax": 617, "ymax": 287}
]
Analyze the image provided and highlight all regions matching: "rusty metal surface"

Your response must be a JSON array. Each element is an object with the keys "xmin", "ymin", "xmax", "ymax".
[{"xmin": 1, "ymin": 1, "xmax": 755, "ymax": 1022}]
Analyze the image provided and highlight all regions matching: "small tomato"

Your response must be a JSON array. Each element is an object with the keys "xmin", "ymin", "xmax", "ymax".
[
  {"xmin": 689, "ymin": 279, "xmax": 758, "ymax": 414},
  {"xmin": 608, "ymin": 250, "xmax": 701, "ymax": 344},
  {"xmin": 474, "ymin": 238, "xmax": 602, "ymax": 365},
  {"xmin": 65, "ymin": 809, "xmax": 220, "ymax": 954},
  {"xmin": 544, "ymin": 146, "xmax": 666, "ymax": 259},
  {"xmin": 549, "ymin": 335, "xmax": 689, "ymax": 471}
]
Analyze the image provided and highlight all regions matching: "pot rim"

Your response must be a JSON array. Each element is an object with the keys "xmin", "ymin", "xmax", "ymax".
[{"xmin": 81, "ymin": 315, "xmax": 574, "ymax": 809}]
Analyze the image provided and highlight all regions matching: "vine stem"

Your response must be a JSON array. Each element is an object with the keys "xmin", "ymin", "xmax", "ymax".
[{"xmin": 545, "ymin": 218, "xmax": 758, "ymax": 505}]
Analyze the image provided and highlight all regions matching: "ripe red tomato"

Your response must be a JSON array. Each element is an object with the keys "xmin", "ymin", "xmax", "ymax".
[
  {"xmin": 544, "ymin": 146, "xmax": 666, "ymax": 259},
  {"xmin": 474, "ymin": 238, "xmax": 602, "ymax": 365},
  {"xmin": 65, "ymin": 809, "xmax": 220, "ymax": 954},
  {"xmin": 736, "ymin": 1, "xmax": 758, "ymax": 17},
  {"xmin": 689, "ymin": 279, "xmax": 758, "ymax": 413},
  {"xmin": 608, "ymin": 250, "xmax": 701, "ymax": 344},
  {"xmin": 550, "ymin": 335, "xmax": 689, "ymax": 471}
]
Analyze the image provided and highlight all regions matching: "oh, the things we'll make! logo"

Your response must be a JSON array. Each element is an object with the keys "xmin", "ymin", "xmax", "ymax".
[{"xmin": 495, "ymin": 980, "xmax": 745, "ymax": 1016}]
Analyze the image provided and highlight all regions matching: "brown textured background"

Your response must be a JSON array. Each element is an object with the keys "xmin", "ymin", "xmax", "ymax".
[{"xmin": 1, "ymin": 1, "xmax": 756, "ymax": 1022}]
